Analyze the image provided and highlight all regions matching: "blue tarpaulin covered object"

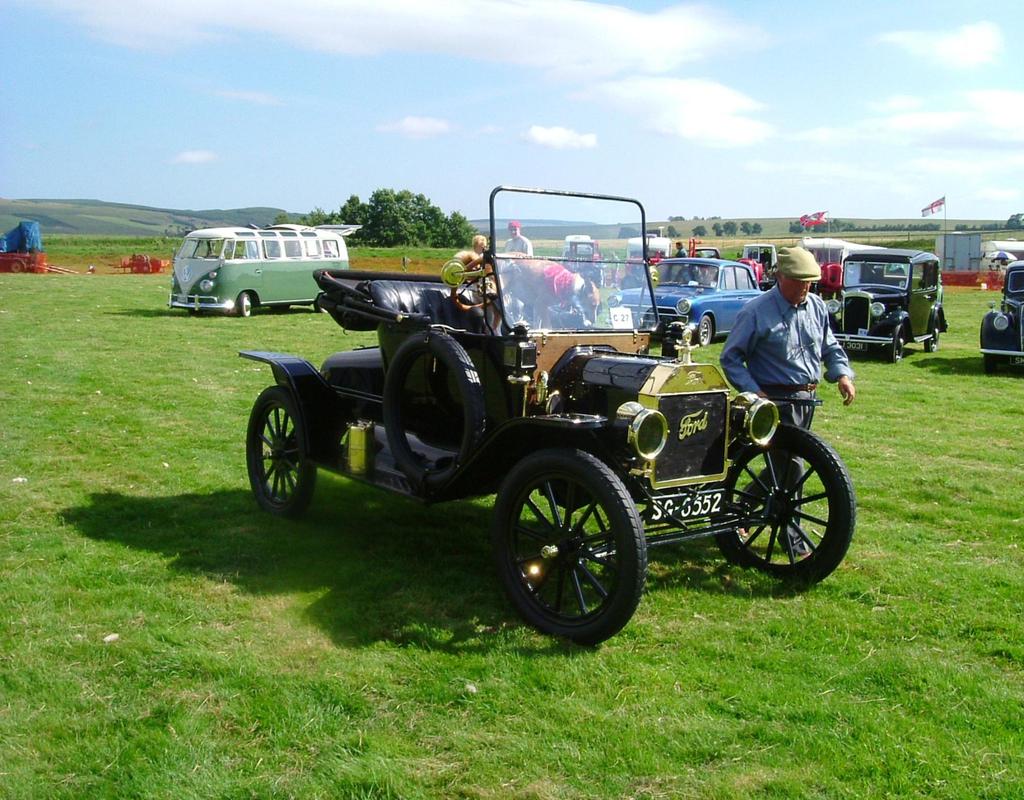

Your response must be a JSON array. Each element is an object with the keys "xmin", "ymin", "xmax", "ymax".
[{"xmin": 0, "ymin": 221, "xmax": 44, "ymax": 253}]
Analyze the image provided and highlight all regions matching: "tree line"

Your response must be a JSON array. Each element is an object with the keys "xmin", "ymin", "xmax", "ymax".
[
  {"xmin": 277, "ymin": 189, "xmax": 478, "ymax": 248},
  {"xmin": 690, "ymin": 221, "xmax": 763, "ymax": 237}
]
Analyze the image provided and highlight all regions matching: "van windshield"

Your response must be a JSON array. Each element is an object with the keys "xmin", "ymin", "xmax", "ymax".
[{"xmin": 179, "ymin": 238, "xmax": 225, "ymax": 259}]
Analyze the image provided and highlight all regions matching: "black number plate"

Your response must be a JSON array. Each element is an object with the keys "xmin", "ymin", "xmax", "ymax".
[
  {"xmin": 845, "ymin": 341, "xmax": 868, "ymax": 351},
  {"xmin": 648, "ymin": 489, "xmax": 724, "ymax": 522}
]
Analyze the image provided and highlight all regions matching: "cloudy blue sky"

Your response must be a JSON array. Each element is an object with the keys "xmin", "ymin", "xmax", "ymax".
[{"xmin": 2, "ymin": 0, "xmax": 1022, "ymax": 221}]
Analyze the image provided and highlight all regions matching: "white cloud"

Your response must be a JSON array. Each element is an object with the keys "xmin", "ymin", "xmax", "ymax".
[
  {"xmin": 172, "ymin": 149, "xmax": 217, "ymax": 164},
  {"xmin": 32, "ymin": 0, "xmax": 752, "ymax": 79},
  {"xmin": 376, "ymin": 116, "xmax": 452, "ymax": 139},
  {"xmin": 976, "ymin": 188, "xmax": 1020, "ymax": 202},
  {"xmin": 907, "ymin": 157, "xmax": 980, "ymax": 177},
  {"xmin": 877, "ymin": 21, "xmax": 1003, "ymax": 68},
  {"xmin": 745, "ymin": 159, "xmax": 890, "ymax": 184},
  {"xmin": 214, "ymin": 89, "xmax": 282, "ymax": 106},
  {"xmin": 523, "ymin": 125, "xmax": 597, "ymax": 150},
  {"xmin": 791, "ymin": 127, "xmax": 853, "ymax": 145},
  {"xmin": 792, "ymin": 90, "xmax": 1024, "ymax": 151},
  {"xmin": 867, "ymin": 95, "xmax": 925, "ymax": 114},
  {"xmin": 586, "ymin": 77, "xmax": 772, "ymax": 147}
]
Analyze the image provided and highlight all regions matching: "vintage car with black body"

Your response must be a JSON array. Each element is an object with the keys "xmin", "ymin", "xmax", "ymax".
[
  {"xmin": 828, "ymin": 248, "xmax": 947, "ymax": 362},
  {"xmin": 980, "ymin": 260, "xmax": 1024, "ymax": 374},
  {"xmin": 241, "ymin": 187, "xmax": 856, "ymax": 644}
]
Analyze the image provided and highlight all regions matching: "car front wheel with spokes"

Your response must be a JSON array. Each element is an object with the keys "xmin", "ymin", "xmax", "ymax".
[
  {"xmin": 246, "ymin": 385, "xmax": 317, "ymax": 518},
  {"xmin": 716, "ymin": 424, "xmax": 855, "ymax": 583},
  {"xmin": 492, "ymin": 449, "xmax": 647, "ymax": 645}
]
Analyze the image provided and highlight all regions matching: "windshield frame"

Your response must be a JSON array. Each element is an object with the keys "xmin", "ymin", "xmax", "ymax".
[
  {"xmin": 487, "ymin": 186, "xmax": 657, "ymax": 333},
  {"xmin": 658, "ymin": 260, "xmax": 719, "ymax": 289},
  {"xmin": 843, "ymin": 259, "xmax": 910, "ymax": 291}
]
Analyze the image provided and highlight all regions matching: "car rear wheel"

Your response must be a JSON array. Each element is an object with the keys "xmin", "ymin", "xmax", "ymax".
[
  {"xmin": 492, "ymin": 449, "xmax": 647, "ymax": 645},
  {"xmin": 716, "ymin": 424, "xmax": 855, "ymax": 583},
  {"xmin": 382, "ymin": 331, "xmax": 486, "ymax": 492},
  {"xmin": 246, "ymin": 385, "xmax": 317, "ymax": 518},
  {"xmin": 697, "ymin": 314, "xmax": 715, "ymax": 347},
  {"xmin": 924, "ymin": 323, "xmax": 940, "ymax": 353}
]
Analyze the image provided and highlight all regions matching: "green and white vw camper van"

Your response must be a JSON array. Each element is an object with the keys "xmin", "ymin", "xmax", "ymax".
[{"xmin": 169, "ymin": 224, "xmax": 359, "ymax": 317}]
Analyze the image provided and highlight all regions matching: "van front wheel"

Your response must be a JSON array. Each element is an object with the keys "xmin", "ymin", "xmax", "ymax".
[{"xmin": 236, "ymin": 291, "xmax": 255, "ymax": 318}]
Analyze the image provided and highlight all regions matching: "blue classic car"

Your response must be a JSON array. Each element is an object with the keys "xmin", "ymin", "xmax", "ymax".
[
  {"xmin": 980, "ymin": 261, "xmax": 1024, "ymax": 374},
  {"xmin": 614, "ymin": 258, "xmax": 762, "ymax": 346}
]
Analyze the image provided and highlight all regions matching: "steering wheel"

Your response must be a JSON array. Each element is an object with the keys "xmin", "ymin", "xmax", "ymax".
[
  {"xmin": 441, "ymin": 256, "xmax": 489, "ymax": 311},
  {"xmin": 451, "ymin": 281, "xmax": 484, "ymax": 311}
]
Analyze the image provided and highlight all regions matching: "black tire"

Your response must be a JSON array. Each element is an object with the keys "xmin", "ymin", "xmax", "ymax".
[
  {"xmin": 246, "ymin": 385, "xmax": 317, "ymax": 518},
  {"xmin": 888, "ymin": 326, "xmax": 905, "ymax": 363},
  {"xmin": 924, "ymin": 322, "xmax": 940, "ymax": 353},
  {"xmin": 492, "ymin": 449, "xmax": 647, "ymax": 644},
  {"xmin": 983, "ymin": 354, "xmax": 998, "ymax": 375},
  {"xmin": 697, "ymin": 314, "xmax": 715, "ymax": 347},
  {"xmin": 382, "ymin": 331, "xmax": 486, "ymax": 492},
  {"xmin": 236, "ymin": 291, "xmax": 255, "ymax": 318},
  {"xmin": 716, "ymin": 425, "xmax": 855, "ymax": 583}
]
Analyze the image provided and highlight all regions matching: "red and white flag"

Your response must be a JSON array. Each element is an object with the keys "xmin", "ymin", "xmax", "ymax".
[
  {"xmin": 921, "ymin": 196, "xmax": 945, "ymax": 217},
  {"xmin": 799, "ymin": 210, "xmax": 828, "ymax": 227}
]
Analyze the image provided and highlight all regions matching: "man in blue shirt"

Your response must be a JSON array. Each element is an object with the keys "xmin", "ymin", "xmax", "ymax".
[
  {"xmin": 721, "ymin": 246, "xmax": 855, "ymax": 557},
  {"xmin": 721, "ymin": 246, "xmax": 855, "ymax": 430}
]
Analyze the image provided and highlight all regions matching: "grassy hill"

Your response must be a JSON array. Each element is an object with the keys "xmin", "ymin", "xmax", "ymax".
[
  {"xmin": 473, "ymin": 216, "xmax": 1007, "ymax": 243},
  {"xmin": 4, "ymin": 197, "xmax": 1009, "ymax": 247},
  {"xmin": 0, "ymin": 198, "xmax": 290, "ymax": 236}
]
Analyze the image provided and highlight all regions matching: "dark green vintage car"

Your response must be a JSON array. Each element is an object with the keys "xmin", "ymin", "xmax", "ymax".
[
  {"xmin": 828, "ymin": 249, "xmax": 947, "ymax": 362},
  {"xmin": 980, "ymin": 261, "xmax": 1024, "ymax": 374},
  {"xmin": 240, "ymin": 187, "xmax": 857, "ymax": 644}
]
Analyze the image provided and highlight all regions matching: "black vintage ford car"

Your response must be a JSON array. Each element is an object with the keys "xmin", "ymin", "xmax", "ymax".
[
  {"xmin": 980, "ymin": 261, "xmax": 1024, "ymax": 374},
  {"xmin": 240, "ymin": 188, "xmax": 856, "ymax": 644},
  {"xmin": 828, "ymin": 248, "xmax": 947, "ymax": 362}
]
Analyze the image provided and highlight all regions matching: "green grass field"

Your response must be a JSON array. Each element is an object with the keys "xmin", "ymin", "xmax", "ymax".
[{"xmin": 1, "ymin": 273, "xmax": 1022, "ymax": 798}]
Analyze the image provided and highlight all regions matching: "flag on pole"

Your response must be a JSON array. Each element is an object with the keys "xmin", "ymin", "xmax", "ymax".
[
  {"xmin": 921, "ymin": 196, "xmax": 945, "ymax": 217},
  {"xmin": 799, "ymin": 210, "xmax": 828, "ymax": 227}
]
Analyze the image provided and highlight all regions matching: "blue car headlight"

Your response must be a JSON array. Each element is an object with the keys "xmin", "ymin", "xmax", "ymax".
[{"xmin": 676, "ymin": 298, "xmax": 691, "ymax": 315}]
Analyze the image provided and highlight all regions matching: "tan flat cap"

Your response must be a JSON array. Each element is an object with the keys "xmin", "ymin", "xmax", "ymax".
[{"xmin": 777, "ymin": 246, "xmax": 821, "ymax": 281}]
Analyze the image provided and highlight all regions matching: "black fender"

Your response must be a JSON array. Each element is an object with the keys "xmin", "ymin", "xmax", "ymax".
[
  {"xmin": 872, "ymin": 310, "xmax": 910, "ymax": 338},
  {"xmin": 434, "ymin": 414, "xmax": 613, "ymax": 501},
  {"xmin": 240, "ymin": 350, "xmax": 349, "ymax": 464},
  {"xmin": 979, "ymin": 311, "xmax": 1020, "ymax": 351},
  {"xmin": 382, "ymin": 331, "xmax": 487, "ymax": 493}
]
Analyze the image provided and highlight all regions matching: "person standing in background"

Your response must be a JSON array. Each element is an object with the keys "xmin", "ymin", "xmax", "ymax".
[{"xmin": 504, "ymin": 220, "xmax": 533, "ymax": 255}]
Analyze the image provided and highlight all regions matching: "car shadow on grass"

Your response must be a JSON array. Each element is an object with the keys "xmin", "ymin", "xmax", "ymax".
[
  {"xmin": 62, "ymin": 481, "xmax": 548, "ymax": 653},
  {"xmin": 907, "ymin": 355, "xmax": 987, "ymax": 375},
  {"xmin": 108, "ymin": 307, "xmax": 319, "ymax": 319},
  {"xmin": 62, "ymin": 478, "xmax": 798, "ymax": 651},
  {"xmin": 642, "ymin": 540, "xmax": 806, "ymax": 601}
]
